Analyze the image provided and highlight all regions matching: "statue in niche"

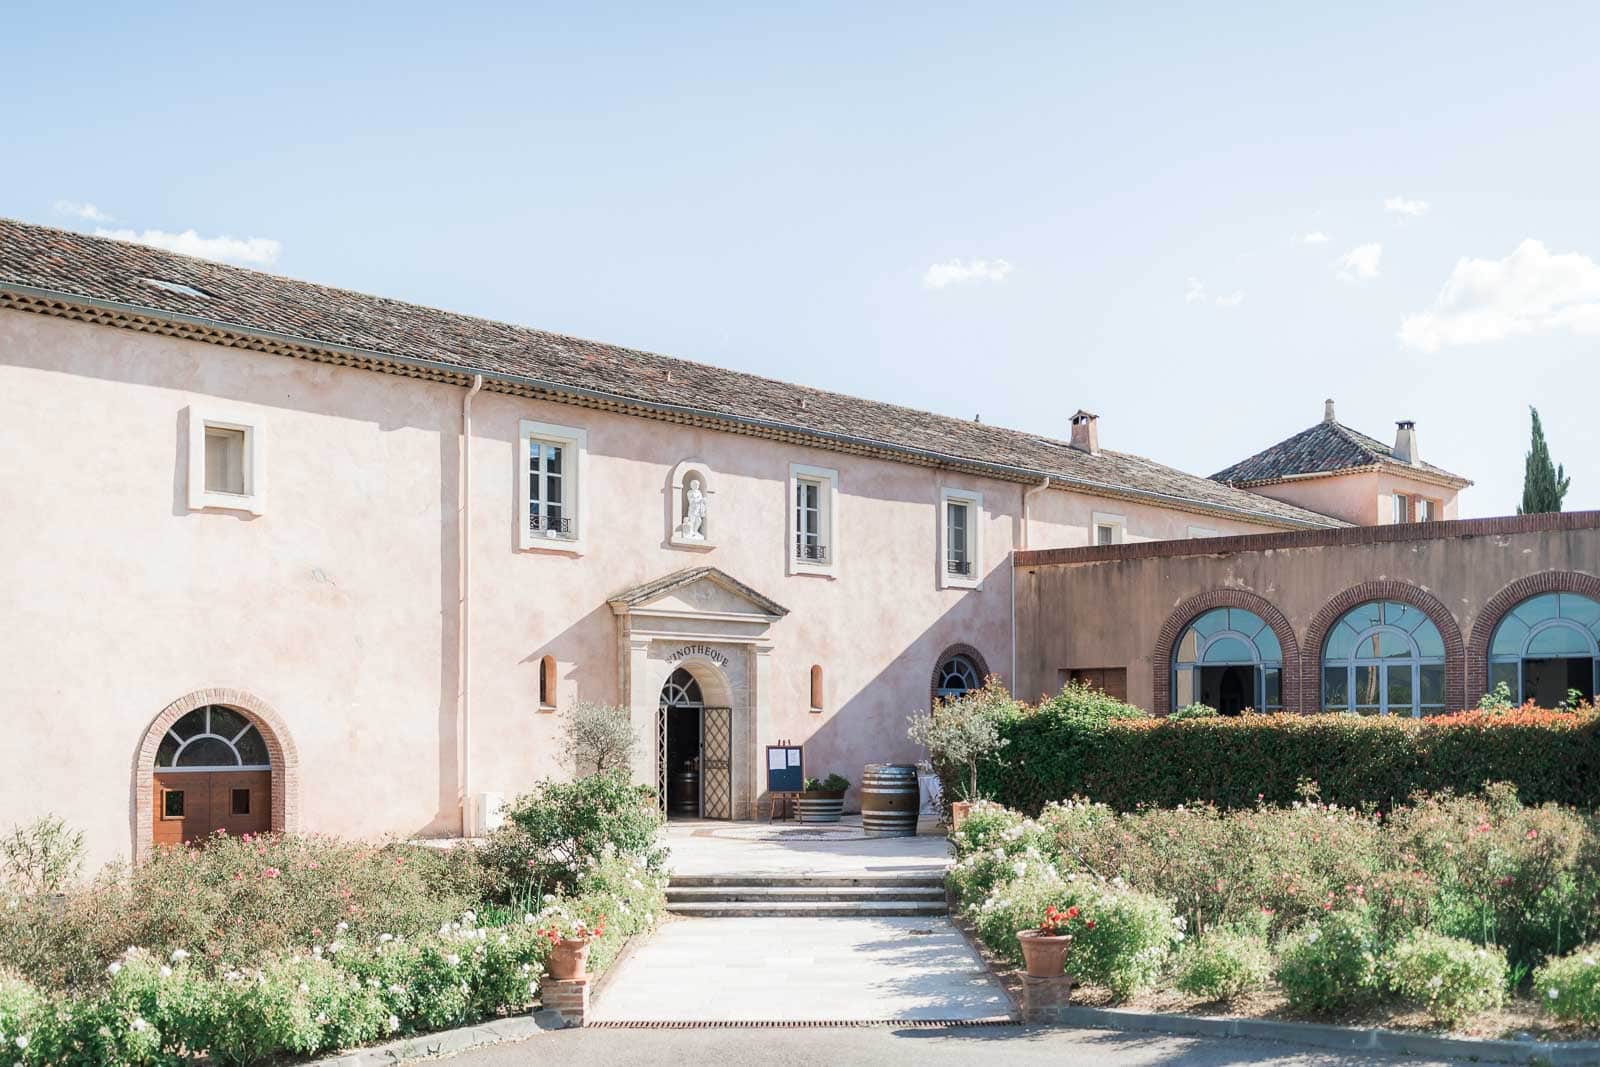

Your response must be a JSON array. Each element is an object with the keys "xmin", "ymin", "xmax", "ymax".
[{"xmin": 679, "ymin": 477, "xmax": 707, "ymax": 540}]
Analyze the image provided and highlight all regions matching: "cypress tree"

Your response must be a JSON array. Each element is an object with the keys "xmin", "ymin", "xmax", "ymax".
[{"xmin": 1518, "ymin": 406, "xmax": 1570, "ymax": 514}]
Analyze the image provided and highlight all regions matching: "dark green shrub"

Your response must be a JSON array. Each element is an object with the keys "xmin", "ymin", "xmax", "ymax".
[{"xmin": 1275, "ymin": 908, "xmax": 1383, "ymax": 1015}]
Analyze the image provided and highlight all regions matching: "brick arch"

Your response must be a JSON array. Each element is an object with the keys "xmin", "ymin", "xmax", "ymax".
[
  {"xmin": 1153, "ymin": 590, "xmax": 1301, "ymax": 715},
  {"xmin": 931, "ymin": 643, "xmax": 991, "ymax": 704},
  {"xmin": 1302, "ymin": 581, "xmax": 1466, "ymax": 713},
  {"xmin": 133, "ymin": 688, "xmax": 300, "ymax": 861},
  {"xmin": 1466, "ymin": 571, "xmax": 1600, "ymax": 705}
]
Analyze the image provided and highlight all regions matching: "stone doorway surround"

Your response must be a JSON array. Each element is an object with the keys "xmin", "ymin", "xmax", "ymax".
[{"xmin": 609, "ymin": 568, "xmax": 789, "ymax": 821}]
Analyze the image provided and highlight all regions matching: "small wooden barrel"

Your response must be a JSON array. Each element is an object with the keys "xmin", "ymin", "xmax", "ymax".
[
  {"xmin": 861, "ymin": 763, "xmax": 919, "ymax": 837},
  {"xmin": 669, "ymin": 771, "xmax": 699, "ymax": 816}
]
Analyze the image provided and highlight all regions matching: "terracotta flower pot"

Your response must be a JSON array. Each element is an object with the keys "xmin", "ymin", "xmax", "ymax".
[
  {"xmin": 1016, "ymin": 929, "xmax": 1074, "ymax": 979},
  {"xmin": 546, "ymin": 936, "xmax": 593, "ymax": 981},
  {"xmin": 796, "ymin": 790, "xmax": 845, "ymax": 823},
  {"xmin": 949, "ymin": 800, "xmax": 974, "ymax": 830}
]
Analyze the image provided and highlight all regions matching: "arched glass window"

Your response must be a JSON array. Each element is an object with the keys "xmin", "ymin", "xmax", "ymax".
[
  {"xmin": 1489, "ymin": 593, "xmax": 1600, "ymax": 707},
  {"xmin": 659, "ymin": 667, "xmax": 704, "ymax": 710},
  {"xmin": 934, "ymin": 653, "xmax": 983, "ymax": 701},
  {"xmin": 1321, "ymin": 601, "xmax": 1446, "ymax": 716},
  {"xmin": 154, "ymin": 706, "xmax": 270, "ymax": 770},
  {"xmin": 1172, "ymin": 607, "xmax": 1283, "ymax": 714}
]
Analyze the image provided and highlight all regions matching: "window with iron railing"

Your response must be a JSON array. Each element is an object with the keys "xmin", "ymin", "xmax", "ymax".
[
  {"xmin": 945, "ymin": 500, "xmax": 973, "ymax": 576},
  {"xmin": 939, "ymin": 488, "xmax": 983, "ymax": 588},
  {"xmin": 794, "ymin": 477, "xmax": 826, "ymax": 562},
  {"xmin": 528, "ymin": 439, "xmax": 576, "ymax": 539}
]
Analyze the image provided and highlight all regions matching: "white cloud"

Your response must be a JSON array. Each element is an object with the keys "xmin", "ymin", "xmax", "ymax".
[
  {"xmin": 1335, "ymin": 243, "xmax": 1383, "ymax": 283},
  {"xmin": 94, "ymin": 227, "xmax": 282, "ymax": 267},
  {"xmin": 1398, "ymin": 239, "xmax": 1600, "ymax": 352},
  {"xmin": 1300, "ymin": 231, "xmax": 1329, "ymax": 245},
  {"xmin": 1185, "ymin": 276, "xmax": 1244, "ymax": 309},
  {"xmin": 922, "ymin": 257, "xmax": 1013, "ymax": 290},
  {"xmin": 1384, "ymin": 196, "xmax": 1430, "ymax": 218},
  {"xmin": 53, "ymin": 200, "xmax": 113, "ymax": 222}
]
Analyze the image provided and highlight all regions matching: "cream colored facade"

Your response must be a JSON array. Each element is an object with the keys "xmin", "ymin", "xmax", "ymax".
[{"xmin": 0, "ymin": 303, "xmax": 1323, "ymax": 866}]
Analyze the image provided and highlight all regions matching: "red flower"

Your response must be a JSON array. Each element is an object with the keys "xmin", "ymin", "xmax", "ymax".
[
  {"xmin": 262, "ymin": 867, "xmax": 281, "ymax": 879},
  {"xmin": 1084, "ymin": 919, "xmax": 1095, "ymax": 929},
  {"xmin": 1065, "ymin": 906, "xmax": 1079, "ymax": 919},
  {"xmin": 1527, "ymin": 829, "xmax": 1539, "ymax": 840}
]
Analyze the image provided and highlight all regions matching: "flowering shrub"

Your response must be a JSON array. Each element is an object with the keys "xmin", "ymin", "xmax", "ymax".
[
  {"xmin": 971, "ymin": 868, "xmax": 1176, "ymax": 999},
  {"xmin": 1173, "ymin": 926, "xmax": 1273, "ymax": 1001},
  {"xmin": 1384, "ymin": 930, "xmax": 1506, "ymax": 1026},
  {"xmin": 479, "ymin": 771, "xmax": 665, "ymax": 899},
  {"xmin": 1274, "ymin": 908, "xmax": 1383, "ymax": 1015},
  {"xmin": 1534, "ymin": 944, "xmax": 1600, "ymax": 1025},
  {"xmin": 0, "ymin": 833, "xmax": 482, "ymax": 990},
  {"xmin": 980, "ymin": 704, "xmax": 1600, "ymax": 814}
]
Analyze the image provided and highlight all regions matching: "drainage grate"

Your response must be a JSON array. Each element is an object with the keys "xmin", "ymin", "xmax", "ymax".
[{"xmin": 588, "ymin": 1018, "xmax": 1017, "ymax": 1030}]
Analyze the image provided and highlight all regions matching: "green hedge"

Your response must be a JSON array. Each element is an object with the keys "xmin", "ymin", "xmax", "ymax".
[{"xmin": 979, "ymin": 705, "xmax": 1600, "ymax": 813}]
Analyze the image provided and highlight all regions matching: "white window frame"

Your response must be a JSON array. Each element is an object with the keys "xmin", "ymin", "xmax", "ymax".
[
  {"xmin": 1391, "ymin": 492, "xmax": 1410, "ymax": 524},
  {"xmin": 939, "ymin": 487, "xmax": 983, "ymax": 589},
  {"xmin": 518, "ymin": 420, "xmax": 588, "ymax": 554},
  {"xmin": 187, "ymin": 405, "xmax": 265, "ymax": 515},
  {"xmin": 1188, "ymin": 525, "xmax": 1221, "ymax": 539},
  {"xmin": 1092, "ymin": 511, "xmax": 1126, "ymax": 546},
  {"xmin": 787, "ymin": 463, "xmax": 838, "ymax": 577},
  {"xmin": 1416, "ymin": 498, "xmax": 1435, "ymax": 522}
]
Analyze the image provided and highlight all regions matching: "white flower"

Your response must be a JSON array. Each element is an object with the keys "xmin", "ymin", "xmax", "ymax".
[
  {"xmin": 159, "ymin": 966, "xmax": 172, "ymax": 978},
  {"xmin": 1011, "ymin": 861, "xmax": 1028, "ymax": 877},
  {"xmin": 312, "ymin": 945, "xmax": 323, "ymax": 958},
  {"xmin": 1427, "ymin": 976, "xmax": 1442, "ymax": 990},
  {"xmin": 328, "ymin": 941, "xmax": 343, "ymax": 954},
  {"xmin": 447, "ymin": 954, "xmax": 461, "ymax": 966},
  {"xmin": 299, "ymin": 982, "xmax": 310, "ymax": 994},
  {"xmin": 131, "ymin": 1017, "xmax": 149, "ymax": 1033},
  {"xmin": 1551, "ymin": 987, "xmax": 1562, "ymax": 1000},
  {"xmin": 1587, "ymin": 956, "xmax": 1597, "ymax": 967},
  {"xmin": 387, "ymin": 1015, "xmax": 400, "ymax": 1033},
  {"xmin": 380, "ymin": 933, "xmax": 394, "ymax": 943},
  {"xmin": 316, "ymin": 1013, "xmax": 328, "ymax": 1025},
  {"xmin": 170, "ymin": 949, "xmax": 189, "ymax": 962},
  {"xmin": 336, "ymin": 922, "xmax": 349, "ymax": 933},
  {"xmin": 1307, "ymin": 930, "xmax": 1321, "ymax": 945},
  {"xmin": 15, "ymin": 1035, "xmax": 28, "ymax": 1049},
  {"xmin": 524, "ymin": 914, "xmax": 535, "ymax": 925},
  {"xmin": 107, "ymin": 961, "xmax": 122, "ymax": 976}
]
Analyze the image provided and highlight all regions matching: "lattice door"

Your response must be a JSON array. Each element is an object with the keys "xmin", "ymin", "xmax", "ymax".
[
  {"xmin": 701, "ymin": 706, "xmax": 733, "ymax": 819},
  {"xmin": 655, "ymin": 703, "xmax": 668, "ymax": 814}
]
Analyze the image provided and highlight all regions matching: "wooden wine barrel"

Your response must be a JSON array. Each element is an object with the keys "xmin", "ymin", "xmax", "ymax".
[
  {"xmin": 669, "ymin": 771, "xmax": 699, "ymax": 816},
  {"xmin": 861, "ymin": 763, "xmax": 919, "ymax": 837}
]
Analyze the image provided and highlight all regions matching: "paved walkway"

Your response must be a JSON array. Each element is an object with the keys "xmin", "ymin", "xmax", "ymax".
[
  {"xmin": 591, "ymin": 915, "xmax": 1010, "ymax": 1022},
  {"xmin": 453, "ymin": 1025, "xmax": 1476, "ymax": 1066},
  {"xmin": 663, "ymin": 814, "xmax": 950, "ymax": 878},
  {"xmin": 595, "ymin": 816, "xmax": 1004, "ymax": 1022}
]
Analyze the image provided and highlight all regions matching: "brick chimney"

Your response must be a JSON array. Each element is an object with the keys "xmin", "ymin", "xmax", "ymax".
[
  {"xmin": 1393, "ymin": 419, "xmax": 1420, "ymax": 465},
  {"xmin": 1069, "ymin": 410, "xmax": 1100, "ymax": 455}
]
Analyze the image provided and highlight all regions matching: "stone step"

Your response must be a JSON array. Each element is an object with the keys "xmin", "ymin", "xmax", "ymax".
[
  {"xmin": 665, "ymin": 899, "xmax": 948, "ymax": 918},
  {"xmin": 668, "ymin": 873, "xmax": 946, "ymax": 889},
  {"xmin": 667, "ymin": 885, "xmax": 947, "ymax": 903}
]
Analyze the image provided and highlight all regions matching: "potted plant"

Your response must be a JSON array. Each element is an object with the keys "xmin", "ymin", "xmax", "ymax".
[
  {"xmin": 906, "ymin": 677, "xmax": 1012, "ymax": 830},
  {"xmin": 796, "ymin": 773, "xmax": 849, "ymax": 823},
  {"xmin": 533, "ymin": 907, "xmax": 607, "ymax": 981},
  {"xmin": 1017, "ymin": 904, "xmax": 1090, "ymax": 979}
]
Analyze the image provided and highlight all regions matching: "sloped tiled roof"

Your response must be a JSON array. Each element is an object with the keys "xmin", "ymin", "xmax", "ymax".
[
  {"xmin": 0, "ymin": 217, "xmax": 1347, "ymax": 529},
  {"xmin": 1211, "ymin": 417, "xmax": 1469, "ymax": 487}
]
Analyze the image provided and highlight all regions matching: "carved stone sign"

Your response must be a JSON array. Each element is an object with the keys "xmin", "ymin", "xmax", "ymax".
[{"xmin": 667, "ymin": 644, "xmax": 730, "ymax": 668}]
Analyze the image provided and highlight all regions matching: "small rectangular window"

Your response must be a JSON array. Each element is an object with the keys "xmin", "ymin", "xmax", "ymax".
[
  {"xmin": 1416, "ymin": 498, "xmax": 1434, "ymax": 522},
  {"xmin": 1091, "ymin": 512, "xmax": 1126, "ymax": 546},
  {"xmin": 1096, "ymin": 524, "xmax": 1116, "ymax": 545},
  {"xmin": 529, "ymin": 442, "xmax": 570, "ymax": 536},
  {"xmin": 519, "ymin": 421, "xmax": 587, "ymax": 551},
  {"xmin": 945, "ymin": 500, "xmax": 971, "ymax": 577},
  {"xmin": 231, "ymin": 788, "xmax": 251, "ymax": 816},
  {"xmin": 204, "ymin": 426, "xmax": 247, "ymax": 494},
  {"xmin": 163, "ymin": 789, "xmax": 185, "ymax": 819},
  {"xmin": 795, "ymin": 478, "xmax": 826, "ymax": 562},
  {"xmin": 1392, "ymin": 493, "xmax": 1410, "ymax": 524}
]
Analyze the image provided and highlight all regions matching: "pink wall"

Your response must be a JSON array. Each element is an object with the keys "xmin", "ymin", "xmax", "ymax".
[
  {"xmin": 0, "ymin": 309, "xmax": 1315, "ymax": 864},
  {"xmin": 1250, "ymin": 470, "xmax": 1461, "ymax": 526}
]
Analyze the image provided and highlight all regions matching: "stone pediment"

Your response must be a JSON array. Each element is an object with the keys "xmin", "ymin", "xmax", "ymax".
[{"xmin": 608, "ymin": 567, "xmax": 789, "ymax": 623}]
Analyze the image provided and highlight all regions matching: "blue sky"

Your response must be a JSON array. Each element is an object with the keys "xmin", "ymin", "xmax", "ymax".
[{"xmin": 5, "ymin": 1, "xmax": 1597, "ymax": 513}]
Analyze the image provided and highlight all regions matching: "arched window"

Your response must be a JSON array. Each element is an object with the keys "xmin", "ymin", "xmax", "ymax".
[
  {"xmin": 1489, "ymin": 592, "xmax": 1600, "ymax": 707},
  {"xmin": 660, "ymin": 667, "xmax": 704, "ymax": 710},
  {"xmin": 934, "ymin": 653, "xmax": 983, "ymax": 702},
  {"xmin": 809, "ymin": 665, "xmax": 824, "ymax": 712},
  {"xmin": 154, "ymin": 706, "xmax": 270, "ymax": 770},
  {"xmin": 1172, "ymin": 607, "xmax": 1283, "ymax": 714},
  {"xmin": 1321, "ymin": 601, "xmax": 1445, "ymax": 716},
  {"xmin": 539, "ymin": 655, "xmax": 558, "ymax": 710}
]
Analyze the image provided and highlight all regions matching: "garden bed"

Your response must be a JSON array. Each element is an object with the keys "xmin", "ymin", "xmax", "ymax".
[
  {"xmin": 947, "ymin": 788, "xmax": 1600, "ymax": 1044},
  {"xmin": 0, "ymin": 771, "xmax": 668, "ymax": 1066}
]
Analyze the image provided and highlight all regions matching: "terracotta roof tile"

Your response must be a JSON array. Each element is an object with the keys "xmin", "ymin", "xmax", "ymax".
[
  {"xmin": 0, "ymin": 218, "xmax": 1347, "ymax": 529},
  {"xmin": 1211, "ymin": 417, "xmax": 1468, "ymax": 486}
]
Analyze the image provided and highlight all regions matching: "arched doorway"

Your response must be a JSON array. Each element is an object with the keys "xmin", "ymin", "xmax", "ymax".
[
  {"xmin": 1171, "ymin": 606, "xmax": 1285, "ymax": 715},
  {"xmin": 658, "ymin": 666, "xmax": 733, "ymax": 820},
  {"xmin": 136, "ymin": 688, "xmax": 298, "ymax": 859},
  {"xmin": 1488, "ymin": 592, "xmax": 1600, "ymax": 706},
  {"xmin": 151, "ymin": 704, "xmax": 272, "ymax": 845}
]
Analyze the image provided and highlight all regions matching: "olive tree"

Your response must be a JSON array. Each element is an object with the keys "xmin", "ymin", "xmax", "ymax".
[{"xmin": 906, "ymin": 677, "xmax": 1013, "ymax": 801}]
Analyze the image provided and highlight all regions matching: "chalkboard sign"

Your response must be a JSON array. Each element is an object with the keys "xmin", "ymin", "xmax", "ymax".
[{"xmin": 765, "ymin": 745, "xmax": 803, "ymax": 793}]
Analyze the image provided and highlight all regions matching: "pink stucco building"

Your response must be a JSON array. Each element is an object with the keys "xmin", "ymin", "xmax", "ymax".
[{"xmin": 1, "ymin": 220, "xmax": 1494, "ymax": 865}]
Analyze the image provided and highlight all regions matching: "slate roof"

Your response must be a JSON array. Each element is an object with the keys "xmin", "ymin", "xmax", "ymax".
[
  {"xmin": 0, "ymin": 217, "xmax": 1347, "ymax": 529},
  {"xmin": 1211, "ymin": 417, "xmax": 1469, "ymax": 487}
]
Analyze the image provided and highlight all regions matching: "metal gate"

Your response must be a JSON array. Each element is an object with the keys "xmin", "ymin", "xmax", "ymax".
[{"xmin": 700, "ymin": 706, "xmax": 732, "ymax": 819}]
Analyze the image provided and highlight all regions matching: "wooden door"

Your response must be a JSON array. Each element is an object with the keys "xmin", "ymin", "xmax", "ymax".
[{"xmin": 152, "ymin": 770, "xmax": 271, "ymax": 846}]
